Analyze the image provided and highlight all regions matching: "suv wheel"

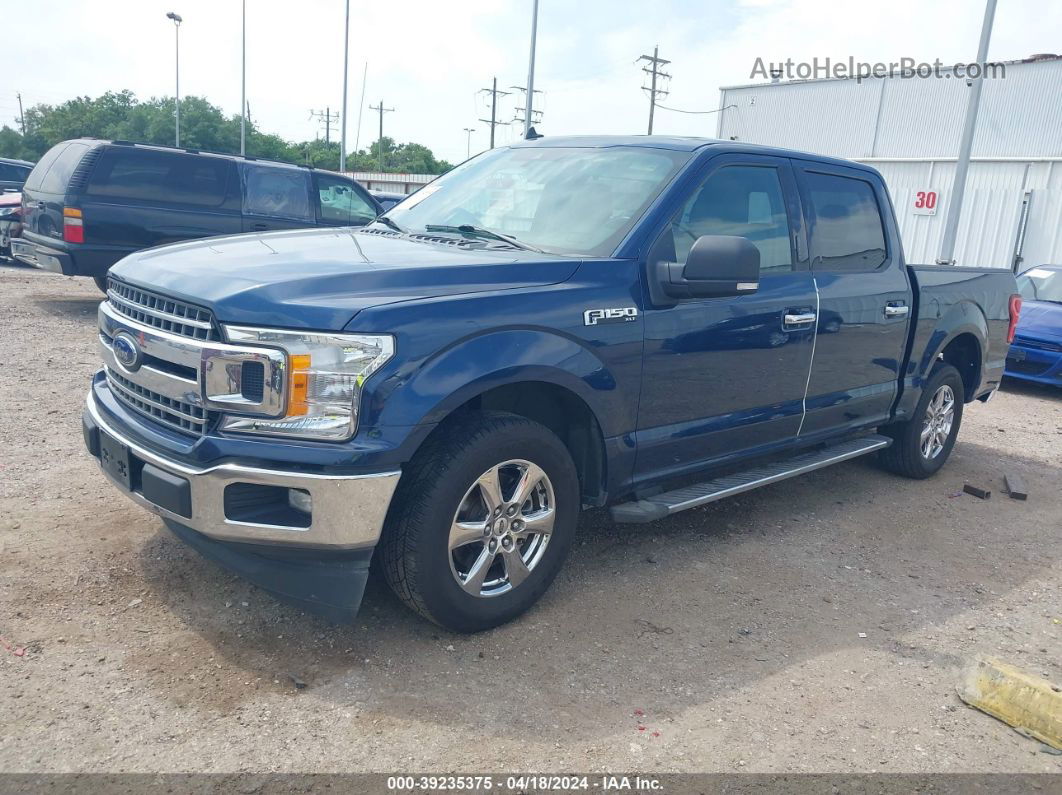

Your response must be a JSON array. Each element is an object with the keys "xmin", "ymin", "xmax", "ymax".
[
  {"xmin": 93, "ymin": 274, "xmax": 109, "ymax": 294},
  {"xmin": 878, "ymin": 363, "xmax": 964, "ymax": 479},
  {"xmin": 381, "ymin": 411, "xmax": 579, "ymax": 632}
]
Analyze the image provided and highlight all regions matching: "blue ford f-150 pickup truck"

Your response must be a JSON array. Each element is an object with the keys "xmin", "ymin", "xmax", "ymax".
[{"xmin": 82, "ymin": 136, "xmax": 1021, "ymax": 632}]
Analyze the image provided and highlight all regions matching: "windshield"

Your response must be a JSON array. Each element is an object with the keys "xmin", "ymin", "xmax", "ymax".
[
  {"xmin": 382, "ymin": 145, "xmax": 691, "ymax": 256},
  {"xmin": 1017, "ymin": 267, "xmax": 1062, "ymax": 303}
]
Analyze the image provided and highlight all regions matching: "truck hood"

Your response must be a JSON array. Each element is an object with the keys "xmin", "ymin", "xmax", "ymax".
[
  {"xmin": 110, "ymin": 226, "xmax": 580, "ymax": 330},
  {"xmin": 1016, "ymin": 300, "xmax": 1062, "ymax": 343}
]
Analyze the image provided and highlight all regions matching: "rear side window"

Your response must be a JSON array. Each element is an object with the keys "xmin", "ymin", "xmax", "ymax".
[
  {"xmin": 242, "ymin": 164, "xmax": 312, "ymax": 221},
  {"xmin": 38, "ymin": 143, "xmax": 91, "ymax": 194},
  {"xmin": 805, "ymin": 172, "xmax": 887, "ymax": 271},
  {"xmin": 87, "ymin": 148, "xmax": 235, "ymax": 207},
  {"xmin": 24, "ymin": 143, "xmax": 76, "ymax": 193}
]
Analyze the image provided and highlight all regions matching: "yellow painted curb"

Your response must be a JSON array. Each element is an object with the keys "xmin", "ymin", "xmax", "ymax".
[{"xmin": 957, "ymin": 655, "xmax": 1062, "ymax": 750}]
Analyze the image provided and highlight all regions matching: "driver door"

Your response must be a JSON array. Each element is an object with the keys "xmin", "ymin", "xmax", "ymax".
[{"xmin": 635, "ymin": 155, "xmax": 818, "ymax": 484}]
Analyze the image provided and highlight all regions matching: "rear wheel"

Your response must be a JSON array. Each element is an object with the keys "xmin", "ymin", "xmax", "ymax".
[
  {"xmin": 878, "ymin": 363, "xmax": 964, "ymax": 479},
  {"xmin": 381, "ymin": 411, "xmax": 579, "ymax": 632}
]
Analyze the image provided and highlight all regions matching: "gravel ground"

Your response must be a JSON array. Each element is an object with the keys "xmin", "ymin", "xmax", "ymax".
[{"xmin": 0, "ymin": 263, "xmax": 1060, "ymax": 775}]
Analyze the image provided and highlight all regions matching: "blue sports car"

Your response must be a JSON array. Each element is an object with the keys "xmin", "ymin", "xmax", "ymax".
[{"xmin": 1005, "ymin": 265, "xmax": 1062, "ymax": 386}]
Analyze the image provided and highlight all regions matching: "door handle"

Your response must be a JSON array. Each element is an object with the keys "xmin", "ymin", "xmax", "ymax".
[
  {"xmin": 250, "ymin": 222, "xmax": 268, "ymax": 231},
  {"xmin": 784, "ymin": 312, "xmax": 817, "ymax": 325},
  {"xmin": 884, "ymin": 304, "xmax": 909, "ymax": 317}
]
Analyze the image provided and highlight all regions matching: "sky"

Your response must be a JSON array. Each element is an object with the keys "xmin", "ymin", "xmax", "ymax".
[{"xmin": 2, "ymin": 0, "xmax": 1060, "ymax": 165}]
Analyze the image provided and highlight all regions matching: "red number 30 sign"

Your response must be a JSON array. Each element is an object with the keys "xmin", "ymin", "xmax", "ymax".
[{"xmin": 913, "ymin": 190, "xmax": 938, "ymax": 215}]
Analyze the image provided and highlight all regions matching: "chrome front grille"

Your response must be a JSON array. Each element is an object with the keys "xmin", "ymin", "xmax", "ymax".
[
  {"xmin": 97, "ymin": 292, "xmax": 288, "ymax": 440},
  {"xmin": 106, "ymin": 368, "xmax": 211, "ymax": 435},
  {"xmin": 107, "ymin": 278, "xmax": 218, "ymax": 341}
]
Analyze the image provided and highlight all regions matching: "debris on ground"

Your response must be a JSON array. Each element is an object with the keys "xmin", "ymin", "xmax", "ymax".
[
  {"xmin": 963, "ymin": 483, "xmax": 992, "ymax": 500},
  {"xmin": 1004, "ymin": 471, "xmax": 1029, "ymax": 501},
  {"xmin": 957, "ymin": 655, "xmax": 1062, "ymax": 751},
  {"xmin": 0, "ymin": 636, "xmax": 26, "ymax": 657},
  {"xmin": 287, "ymin": 674, "xmax": 308, "ymax": 691}
]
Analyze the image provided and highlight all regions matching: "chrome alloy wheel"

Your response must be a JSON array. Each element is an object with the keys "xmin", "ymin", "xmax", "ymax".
[
  {"xmin": 921, "ymin": 384, "xmax": 955, "ymax": 459},
  {"xmin": 448, "ymin": 459, "xmax": 555, "ymax": 598}
]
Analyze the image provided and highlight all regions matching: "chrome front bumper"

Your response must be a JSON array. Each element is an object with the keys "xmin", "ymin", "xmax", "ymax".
[{"xmin": 85, "ymin": 392, "xmax": 401, "ymax": 550}]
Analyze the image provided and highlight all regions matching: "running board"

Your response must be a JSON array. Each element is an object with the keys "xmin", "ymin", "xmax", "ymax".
[{"xmin": 609, "ymin": 435, "xmax": 892, "ymax": 524}]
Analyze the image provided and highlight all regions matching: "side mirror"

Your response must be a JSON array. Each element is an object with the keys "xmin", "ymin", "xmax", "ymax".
[{"xmin": 654, "ymin": 235, "xmax": 760, "ymax": 300}]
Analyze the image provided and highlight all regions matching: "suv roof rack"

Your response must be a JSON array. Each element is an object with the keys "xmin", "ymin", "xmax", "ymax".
[{"xmin": 99, "ymin": 138, "xmax": 308, "ymax": 170}]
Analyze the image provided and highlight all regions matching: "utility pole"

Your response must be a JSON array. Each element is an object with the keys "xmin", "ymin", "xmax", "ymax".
[
  {"xmin": 478, "ymin": 77, "xmax": 511, "ymax": 149},
  {"xmin": 16, "ymin": 92, "xmax": 25, "ymax": 135},
  {"xmin": 637, "ymin": 45, "xmax": 671, "ymax": 135},
  {"xmin": 310, "ymin": 107, "xmax": 340, "ymax": 144},
  {"xmin": 523, "ymin": 0, "xmax": 540, "ymax": 138},
  {"xmin": 368, "ymin": 101, "xmax": 394, "ymax": 170},
  {"xmin": 937, "ymin": 0, "xmax": 998, "ymax": 266},
  {"xmin": 240, "ymin": 0, "xmax": 246, "ymax": 155},
  {"xmin": 339, "ymin": 0, "xmax": 350, "ymax": 172},
  {"xmin": 463, "ymin": 127, "xmax": 476, "ymax": 159},
  {"xmin": 166, "ymin": 11, "xmax": 183, "ymax": 147},
  {"xmin": 511, "ymin": 85, "xmax": 543, "ymax": 129}
]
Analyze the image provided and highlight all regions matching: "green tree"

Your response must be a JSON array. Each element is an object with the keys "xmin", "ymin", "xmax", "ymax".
[{"xmin": 0, "ymin": 90, "xmax": 451, "ymax": 175}]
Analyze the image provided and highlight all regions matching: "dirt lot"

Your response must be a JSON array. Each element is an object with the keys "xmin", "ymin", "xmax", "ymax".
[{"xmin": 0, "ymin": 263, "xmax": 1059, "ymax": 775}]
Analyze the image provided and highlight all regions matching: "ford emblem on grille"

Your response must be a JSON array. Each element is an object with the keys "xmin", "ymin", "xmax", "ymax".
[{"xmin": 112, "ymin": 331, "xmax": 143, "ymax": 372}]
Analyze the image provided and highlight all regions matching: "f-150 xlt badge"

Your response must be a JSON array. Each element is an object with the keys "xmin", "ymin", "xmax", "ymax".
[{"xmin": 583, "ymin": 307, "xmax": 638, "ymax": 326}]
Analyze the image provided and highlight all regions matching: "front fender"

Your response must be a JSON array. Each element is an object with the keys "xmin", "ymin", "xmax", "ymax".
[{"xmin": 372, "ymin": 328, "xmax": 624, "ymax": 437}]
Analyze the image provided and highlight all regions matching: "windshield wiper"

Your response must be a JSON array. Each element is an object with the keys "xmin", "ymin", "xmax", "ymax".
[
  {"xmin": 423, "ymin": 224, "xmax": 544, "ymax": 253},
  {"xmin": 373, "ymin": 215, "xmax": 405, "ymax": 233}
]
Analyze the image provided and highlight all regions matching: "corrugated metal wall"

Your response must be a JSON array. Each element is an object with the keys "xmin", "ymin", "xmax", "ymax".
[
  {"xmin": 715, "ymin": 59, "xmax": 1062, "ymax": 269},
  {"xmin": 718, "ymin": 58, "xmax": 1062, "ymax": 158}
]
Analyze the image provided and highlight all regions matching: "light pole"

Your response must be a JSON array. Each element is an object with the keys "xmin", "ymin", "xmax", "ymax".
[
  {"xmin": 937, "ymin": 0, "xmax": 998, "ymax": 265},
  {"xmin": 166, "ymin": 11, "xmax": 183, "ymax": 147},
  {"xmin": 340, "ymin": 0, "xmax": 350, "ymax": 172},
  {"xmin": 523, "ymin": 0, "xmax": 539, "ymax": 138},
  {"xmin": 463, "ymin": 127, "xmax": 476, "ymax": 159},
  {"xmin": 240, "ymin": 0, "xmax": 246, "ymax": 155}
]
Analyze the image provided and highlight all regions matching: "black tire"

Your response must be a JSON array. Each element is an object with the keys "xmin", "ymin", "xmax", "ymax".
[
  {"xmin": 93, "ymin": 274, "xmax": 109, "ymax": 293},
  {"xmin": 878, "ymin": 363, "xmax": 965, "ymax": 479},
  {"xmin": 380, "ymin": 411, "xmax": 580, "ymax": 632}
]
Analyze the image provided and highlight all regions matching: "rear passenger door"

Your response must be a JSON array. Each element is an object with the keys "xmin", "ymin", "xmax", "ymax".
[
  {"xmin": 240, "ymin": 163, "xmax": 315, "ymax": 232},
  {"xmin": 83, "ymin": 147, "xmax": 242, "ymax": 248},
  {"xmin": 794, "ymin": 162, "xmax": 912, "ymax": 437}
]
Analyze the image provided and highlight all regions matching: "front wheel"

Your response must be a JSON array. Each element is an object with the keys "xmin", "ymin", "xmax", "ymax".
[
  {"xmin": 380, "ymin": 411, "xmax": 580, "ymax": 632},
  {"xmin": 878, "ymin": 363, "xmax": 964, "ymax": 479},
  {"xmin": 93, "ymin": 273, "xmax": 109, "ymax": 293}
]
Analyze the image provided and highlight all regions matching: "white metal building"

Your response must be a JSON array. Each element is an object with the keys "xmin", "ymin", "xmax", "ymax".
[
  {"xmin": 716, "ymin": 56, "xmax": 1062, "ymax": 270},
  {"xmin": 347, "ymin": 171, "xmax": 436, "ymax": 195}
]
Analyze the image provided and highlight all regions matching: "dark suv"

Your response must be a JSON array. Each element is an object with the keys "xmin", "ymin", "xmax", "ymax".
[
  {"xmin": 13, "ymin": 139, "xmax": 381, "ymax": 291},
  {"xmin": 0, "ymin": 157, "xmax": 33, "ymax": 192}
]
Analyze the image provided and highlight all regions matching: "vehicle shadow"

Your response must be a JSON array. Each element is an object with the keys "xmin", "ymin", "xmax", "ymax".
[
  {"xmin": 135, "ymin": 438, "xmax": 1062, "ymax": 740},
  {"xmin": 1000, "ymin": 376, "xmax": 1061, "ymax": 400},
  {"xmin": 31, "ymin": 294, "xmax": 103, "ymax": 320}
]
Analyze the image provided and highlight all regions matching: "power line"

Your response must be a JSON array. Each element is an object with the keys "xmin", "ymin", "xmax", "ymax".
[
  {"xmin": 637, "ymin": 45, "xmax": 671, "ymax": 135},
  {"xmin": 656, "ymin": 103, "xmax": 736, "ymax": 115},
  {"xmin": 510, "ymin": 85, "xmax": 543, "ymax": 129},
  {"xmin": 309, "ymin": 107, "xmax": 340, "ymax": 144},
  {"xmin": 478, "ymin": 77, "xmax": 511, "ymax": 149},
  {"xmin": 368, "ymin": 100, "xmax": 394, "ymax": 170}
]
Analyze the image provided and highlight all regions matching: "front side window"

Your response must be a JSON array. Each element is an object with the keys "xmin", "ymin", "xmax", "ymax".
[
  {"xmin": 667, "ymin": 164, "xmax": 793, "ymax": 270},
  {"xmin": 805, "ymin": 172, "xmax": 887, "ymax": 271},
  {"xmin": 384, "ymin": 145, "xmax": 690, "ymax": 256},
  {"xmin": 315, "ymin": 173, "xmax": 377, "ymax": 225},
  {"xmin": 242, "ymin": 164, "xmax": 312, "ymax": 221}
]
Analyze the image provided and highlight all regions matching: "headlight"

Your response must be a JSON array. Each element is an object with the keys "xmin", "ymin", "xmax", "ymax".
[
  {"xmin": 0, "ymin": 207, "xmax": 17, "ymax": 218},
  {"xmin": 219, "ymin": 326, "xmax": 394, "ymax": 440}
]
